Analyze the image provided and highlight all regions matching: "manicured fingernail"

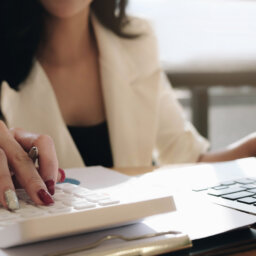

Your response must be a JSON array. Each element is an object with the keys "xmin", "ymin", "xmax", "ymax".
[
  {"xmin": 58, "ymin": 168, "xmax": 66, "ymax": 183},
  {"xmin": 45, "ymin": 180, "xmax": 55, "ymax": 195},
  {"xmin": 4, "ymin": 189, "xmax": 19, "ymax": 211},
  {"xmin": 37, "ymin": 189, "xmax": 54, "ymax": 205}
]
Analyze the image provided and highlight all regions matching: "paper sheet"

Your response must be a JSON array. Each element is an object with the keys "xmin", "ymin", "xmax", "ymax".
[
  {"xmin": 64, "ymin": 166, "xmax": 132, "ymax": 190},
  {"xmin": 134, "ymin": 158, "xmax": 256, "ymax": 240}
]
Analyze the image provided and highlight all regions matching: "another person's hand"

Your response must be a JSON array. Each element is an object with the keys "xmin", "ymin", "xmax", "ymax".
[
  {"xmin": 0, "ymin": 121, "xmax": 65, "ymax": 210},
  {"xmin": 199, "ymin": 132, "xmax": 256, "ymax": 163}
]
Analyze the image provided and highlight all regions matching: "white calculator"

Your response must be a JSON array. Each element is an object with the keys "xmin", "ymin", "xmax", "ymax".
[{"xmin": 0, "ymin": 183, "xmax": 175, "ymax": 248}]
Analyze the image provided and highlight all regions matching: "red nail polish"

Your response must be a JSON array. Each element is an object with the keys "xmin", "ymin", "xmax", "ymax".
[
  {"xmin": 37, "ymin": 189, "xmax": 54, "ymax": 205},
  {"xmin": 45, "ymin": 180, "xmax": 55, "ymax": 195},
  {"xmin": 58, "ymin": 168, "xmax": 66, "ymax": 183}
]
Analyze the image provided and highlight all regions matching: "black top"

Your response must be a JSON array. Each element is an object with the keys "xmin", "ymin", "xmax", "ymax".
[{"xmin": 68, "ymin": 122, "xmax": 113, "ymax": 167}]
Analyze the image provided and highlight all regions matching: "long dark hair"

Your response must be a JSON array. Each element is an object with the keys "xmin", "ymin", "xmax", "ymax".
[{"xmin": 0, "ymin": 0, "xmax": 131, "ymax": 90}]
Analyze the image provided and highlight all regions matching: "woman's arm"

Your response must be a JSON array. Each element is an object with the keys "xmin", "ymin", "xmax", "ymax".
[{"xmin": 198, "ymin": 133, "xmax": 256, "ymax": 162}]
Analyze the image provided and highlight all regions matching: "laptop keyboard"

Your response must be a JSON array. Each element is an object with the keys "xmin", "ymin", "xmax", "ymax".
[{"xmin": 193, "ymin": 177, "xmax": 256, "ymax": 214}]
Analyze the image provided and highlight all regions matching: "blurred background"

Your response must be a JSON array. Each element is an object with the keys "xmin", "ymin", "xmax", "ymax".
[{"xmin": 128, "ymin": 0, "xmax": 256, "ymax": 150}]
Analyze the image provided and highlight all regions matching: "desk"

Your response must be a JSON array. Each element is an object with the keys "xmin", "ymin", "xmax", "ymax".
[
  {"xmin": 129, "ymin": 0, "xmax": 256, "ymax": 138},
  {"xmin": 115, "ymin": 166, "xmax": 256, "ymax": 256}
]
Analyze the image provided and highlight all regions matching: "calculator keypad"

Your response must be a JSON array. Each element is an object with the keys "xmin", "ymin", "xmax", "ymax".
[{"xmin": 0, "ymin": 183, "xmax": 120, "ymax": 228}]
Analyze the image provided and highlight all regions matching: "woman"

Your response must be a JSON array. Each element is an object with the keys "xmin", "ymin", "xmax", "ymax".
[{"xmin": 0, "ymin": 0, "xmax": 255, "ymax": 210}]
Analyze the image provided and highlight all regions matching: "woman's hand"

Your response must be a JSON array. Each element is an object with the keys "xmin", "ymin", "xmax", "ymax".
[
  {"xmin": 0, "ymin": 121, "xmax": 65, "ymax": 210},
  {"xmin": 198, "ymin": 132, "xmax": 256, "ymax": 163}
]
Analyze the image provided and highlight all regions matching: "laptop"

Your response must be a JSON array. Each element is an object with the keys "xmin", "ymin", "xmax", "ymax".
[
  {"xmin": 191, "ymin": 158, "xmax": 256, "ymax": 215},
  {"xmin": 137, "ymin": 157, "xmax": 256, "ymax": 216}
]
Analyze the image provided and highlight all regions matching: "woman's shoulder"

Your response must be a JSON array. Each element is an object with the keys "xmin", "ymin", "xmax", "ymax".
[
  {"xmin": 93, "ymin": 13, "xmax": 158, "ymax": 49},
  {"xmin": 123, "ymin": 15, "xmax": 155, "ymax": 36},
  {"xmin": 93, "ymin": 14, "xmax": 161, "ymax": 75},
  {"xmin": 122, "ymin": 16, "xmax": 158, "ymax": 48}
]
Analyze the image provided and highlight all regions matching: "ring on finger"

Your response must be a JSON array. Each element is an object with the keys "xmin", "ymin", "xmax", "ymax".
[{"xmin": 28, "ymin": 146, "xmax": 39, "ymax": 163}]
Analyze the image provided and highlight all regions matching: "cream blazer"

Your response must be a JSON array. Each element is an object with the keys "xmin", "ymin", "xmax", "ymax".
[{"xmin": 0, "ymin": 16, "xmax": 209, "ymax": 168}]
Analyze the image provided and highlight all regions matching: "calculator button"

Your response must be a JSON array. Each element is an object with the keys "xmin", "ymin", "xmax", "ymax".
[
  {"xmin": 85, "ymin": 193, "xmax": 110, "ymax": 203},
  {"xmin": 49, "ymin": 207, "xmax": 72, "ymax": 214},
  {"xmin": 73, "ymin": 202, "xmax": 97, "ymax": 210},
  {"xmin": 98, "ymin": 199, "xmax": 120, "ymax": 206}
]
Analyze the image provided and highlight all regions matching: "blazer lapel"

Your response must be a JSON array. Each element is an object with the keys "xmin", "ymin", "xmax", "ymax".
[{"xmin": 93, "ymin": 16, "xmax": 159, "ymax": 167}]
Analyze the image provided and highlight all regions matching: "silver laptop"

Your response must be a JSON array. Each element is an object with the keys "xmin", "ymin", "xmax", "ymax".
[{"xmin": 191, "ymin": 157, "xmax": 256, "ymax": 215}]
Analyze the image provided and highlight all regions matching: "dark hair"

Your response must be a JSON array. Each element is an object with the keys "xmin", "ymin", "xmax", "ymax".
[{"xmin": 0, "ymin": 0, "xmax": 131, "ymax": 90}]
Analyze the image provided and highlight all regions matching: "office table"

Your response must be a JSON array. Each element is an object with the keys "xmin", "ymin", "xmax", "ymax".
[
  {"xmin": 115, "ymin": 165, "xmax": 256, "ymax": 255},
  {"xmin": 129, "ymin": 0, "xmax": 256, "ymax": 138}
]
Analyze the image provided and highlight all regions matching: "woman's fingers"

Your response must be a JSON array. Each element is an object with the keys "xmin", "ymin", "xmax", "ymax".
[
  {"xmin": 11, "ymin": 128, "xmax": 59, "ymax": 195},
  {"xmin": 0, "ymin": 122, "xmax": 54, "ymax": 208},
  {"xmin": 35, "ymin": 135, "xmax": 58, "ymax": 194},
  {"xmin": 0, "ymin": 148, "xmax": 19, "ymax": 210}
]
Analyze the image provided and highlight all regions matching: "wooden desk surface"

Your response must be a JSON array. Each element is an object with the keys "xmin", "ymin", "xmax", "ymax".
[
  {"xmin": 234, "ymin": 251, "xmax": 256, "ymax": 256},
  {"xmin": 113, "ymin": 166, "xmax": 155, "ymax": 176},
  {"xmin": 114, "ymin": 166, "xmax": 256, "ymax": 256}
]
